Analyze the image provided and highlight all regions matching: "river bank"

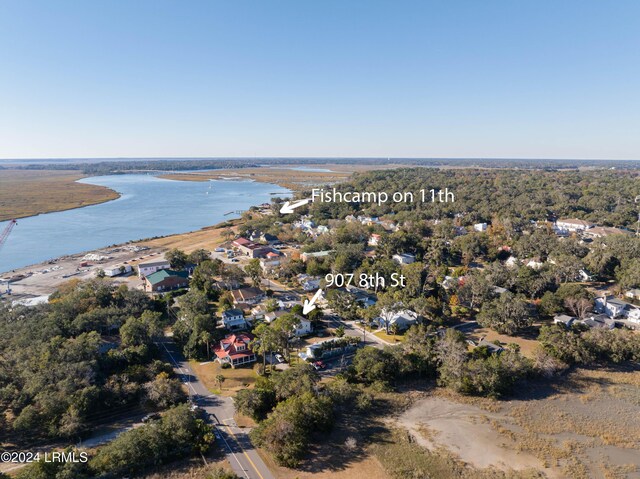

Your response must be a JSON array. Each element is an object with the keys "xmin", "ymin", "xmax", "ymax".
[
  {"xmin": 0, "ymin": 174, "xmax": 289, "ymax": 273},
  {"xmin": 0, "ymin": 219, "xmax": 241, "ymax": 303},
  {"xmin": 0, "ymin": 169, "xmax": 120, "ymax": 221}
]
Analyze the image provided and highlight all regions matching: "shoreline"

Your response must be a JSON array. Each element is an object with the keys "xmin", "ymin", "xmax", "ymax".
[
  {"xmin": 0, "ymin": 170, "xmax": 121, "ymax": 222},
  {"xmin": 0, "ymin": 218, "xmax": 243, "ymax": 301}
]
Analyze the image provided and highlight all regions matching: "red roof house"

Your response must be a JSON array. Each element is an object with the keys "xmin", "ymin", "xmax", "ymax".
[{"xmin": 213, "ymin": 333, "xmax": 256, "ymax": 367}]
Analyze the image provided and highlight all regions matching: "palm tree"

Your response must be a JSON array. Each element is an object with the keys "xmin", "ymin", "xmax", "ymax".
[{"xmin": 200, "ymin": 330, "xmax": 212, "ymax": 360}]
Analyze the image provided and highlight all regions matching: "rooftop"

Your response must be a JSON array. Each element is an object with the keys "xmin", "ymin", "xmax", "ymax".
[{"xmin": 144, "ymin": 269, "xmax": 188, "ymax": 285}]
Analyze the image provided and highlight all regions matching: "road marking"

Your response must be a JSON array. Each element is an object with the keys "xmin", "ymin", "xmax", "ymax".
[
  {"xmin": 222, "ymin": 424, "xmax": 266, "ymax": 479},
  {"xmin": 215, "ymin": 426, "xmax": 251, "ymax": 479},
  {"xmin": 158, "ymin": 342, "xmax": 198, "ymax": 396},
  {"xmin": 158, "ymin": 342, "xmax": 250, "ymax": 479}
]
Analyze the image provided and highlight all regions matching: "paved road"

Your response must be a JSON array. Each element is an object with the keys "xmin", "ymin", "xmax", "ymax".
[{"xmin": 158, "ymin": 339, "xmax": 275, "ymax": 479}]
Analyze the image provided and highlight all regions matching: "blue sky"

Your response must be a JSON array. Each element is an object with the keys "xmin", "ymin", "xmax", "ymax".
[{"xmin": 1, "ymin": 1, "xmax": 639, "ymax": 159}]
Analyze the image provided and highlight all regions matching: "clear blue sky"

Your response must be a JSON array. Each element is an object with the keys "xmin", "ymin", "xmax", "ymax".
[{"xmin": 1, "ymin": 1, "xmax": 639, "ymax": 159}]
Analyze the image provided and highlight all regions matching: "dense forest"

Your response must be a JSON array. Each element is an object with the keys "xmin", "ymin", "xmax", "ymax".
[
  {"xmin": 4, "ymin": 157, "xmax": 640, "ymax": 174},
  {"xmin": 305, "ymin": 168, "xmax": 640, "ymax": 228},
  {"xmin": 0, "ymin": 280, "xmax": 184, "ymax": 443}
]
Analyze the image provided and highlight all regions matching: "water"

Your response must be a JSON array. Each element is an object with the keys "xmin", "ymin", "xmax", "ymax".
[{"xmin": 0, "ymin": 174, "xmax": 290, "ymax": 273}]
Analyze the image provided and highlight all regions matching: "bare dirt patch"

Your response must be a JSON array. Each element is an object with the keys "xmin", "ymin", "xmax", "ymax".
[{"xmin": 397, "ymin": 366, "xmax": 640, "ymax": 478}]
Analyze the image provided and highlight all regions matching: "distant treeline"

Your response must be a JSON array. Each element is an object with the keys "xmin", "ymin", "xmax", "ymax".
[{"xmin": 5, "ymin": 157, "xmax": 640, "ymax": 174}]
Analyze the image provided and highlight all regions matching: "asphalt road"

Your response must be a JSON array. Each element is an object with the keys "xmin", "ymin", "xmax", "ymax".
[{"xmin": 158, "ymin": 339, "xmax": 275, "ymax": 479}]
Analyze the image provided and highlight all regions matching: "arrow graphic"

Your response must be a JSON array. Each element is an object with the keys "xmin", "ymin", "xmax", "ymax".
[
  {"xmin": 280, "ymin": 198, "xmax": 310, "ymax": 214},
  {"xmin": 303, "ymin": 288, "xmax": 323, "ymax": 315}
]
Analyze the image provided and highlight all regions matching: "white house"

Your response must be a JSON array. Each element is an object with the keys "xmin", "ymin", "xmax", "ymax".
[
  {"xmin": 368, "ymin": 234, "xmax": 382, "ymax": 246},
  {"xmin": 372, "ymin": 309, "xmax": 418, "ymax": 331},
  {"xmin": 137, "ymin": 258, "xmax": 171, "ymax": 278},
  {"xmin": 292, "ymin": 315, "xmax": 313, "ymax": 337},
  {"xmin": 554, "ymin": 314, "xmax": 576, "ymax": 328},
  {"xmin": 221, "ymin": 308, "xmax": 248, "ymax": 330},
  {"xmin": 625, "ymin": 289, "xmax": 640, "ymax": 301},
  {"xmin": 392, "ymin": 253, "xmax": 416, "ymax": 265},
  {"xmin": 505, "ymin": 256, "xmax": 520, "ymax": 268},
  {"xmin": 302, "ymin": 278, "xmax": 321, "ymax": 291},
  {"xmin": 594, "ymin": 296, "xmax": 630, "ymax": 319},
  {"xmin": 473, "ymin": 223, "xmax": 488, "ymax": 232},
  {"xmin": 525, "ymin": 258, "xmax": 545, "ymax": 270},
  {"xmin": 627, "ymin": 307, "xmax": 640, "ymax": 323},
  {"xmin": 554, "ymin": 218, "xmax": 594, "ymax": 234}
]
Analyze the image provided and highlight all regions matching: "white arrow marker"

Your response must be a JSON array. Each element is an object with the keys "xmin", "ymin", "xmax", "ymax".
[
  {"xmin": 280, "ymin": 198, "xmax": 310, "ymax": 214},
  {"xmin": 303, "ymin": 288, "xmax": 323, "ymax": 315}
]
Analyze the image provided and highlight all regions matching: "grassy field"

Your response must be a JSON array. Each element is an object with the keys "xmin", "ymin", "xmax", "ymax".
[
  {"xmin": 158, "ymin": 163, "xmax": 408, "ymax": 191},
  {"xmin": 189, "ymin": 360, "xmax": 260, "ymax": 397},
  {"xmin": 0, "ymin": 169, "xmax": 119, "ymax": 221},
  {"xmin": 139, "ymin": 221, "xmax": 240, "ymax": 253}
]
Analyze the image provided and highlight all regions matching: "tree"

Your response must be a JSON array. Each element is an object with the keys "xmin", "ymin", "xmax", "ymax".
[
  {"xmin": 251, "ymin": 392, "xmax": 333, "ymax": 467},
  {"xmin": 245, "ymin": 259, "xmax": 263, "ymax": 287},
  {"xmin": 144, "ymin": 372, "xmax": 185, "ymax": 408},
  {"xmin": 188, "ymin": 249, "xmax": 211, "ymax": 266},
  {"xmin": 374, "ymin": 290, "xmax": 405, "ymax": 334},
  {"xmin": 120, "ymin": 310, "xmax": 162, "ymax": 348},
  {"xmin": 191, "ymin": 260, "xmax": 223, "ymax": 297},
  {"xmin": 166, "ymin": 248, "xmax": 188, "ymax": 270},
  {"xmin": 350, "ymin": 347, "xmax": 396, "ymax": 385},
  {"xmin": 477, "ymin": 292, "xmax": 533, "ymax": 335},
  {"xmin": 326, "ymin": 289, "xmax": 358, "ymax": 321},
  {"xmin": 216, "ymin": 374, "xmax": 226, "ymax": 391},
  {"xmin": 221, "ymin": 228, "xmax": 235, "ymax": 242},
  {"xmin": 435, "ymin": 329, "xmax": 469, "ymax": 391}
]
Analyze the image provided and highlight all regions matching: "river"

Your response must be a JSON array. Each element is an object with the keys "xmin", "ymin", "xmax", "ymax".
[{"xmin": 0, "ymin": 174, "xmax": 290, "ymax": 273}]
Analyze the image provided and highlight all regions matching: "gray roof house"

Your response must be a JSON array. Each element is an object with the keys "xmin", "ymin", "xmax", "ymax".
[{"xmin": 221, "ymin": 308, "xmax": 248, "ymax": 330}]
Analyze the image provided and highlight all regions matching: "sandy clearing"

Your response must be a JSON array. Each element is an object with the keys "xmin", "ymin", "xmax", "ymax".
[{"xmin": 397, "ymin": 396, "xmax": 551, "ymax": 475}]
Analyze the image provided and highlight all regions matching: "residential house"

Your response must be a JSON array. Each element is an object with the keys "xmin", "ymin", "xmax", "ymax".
[
  {"xmin": 221, "ymin": 308, "xmax": 248, "ymax": 330},
  {"xmin": 264, "ymin": 310, "xmax": 289, "ymax": 323},
  {"xmin": 624, "ymin": 289, "xmax": 640, "ymax": 301},
  {"xmin": 505, "ymin": 256, "xmax": 520, "ymax": 268},
  {"xmin": 372, "ymin": 309, "xmax": 418, "ymax": 331},
  {"xmin": 392, "ymin": 253, "xmax": 416, "ymax": 265},
  {"xmin": 260, "ymin": 253, "xmax": 282, "ymax": 272},
  {"xmin": 368, "ymin": 234, "xmax": 382, "ymax": 246},
  {"xmin": 525, "ymin": 258, "xmax": 545, "ymax": 270},
  {"xmin": 137, "ymin": 257, "xmax": 171, "ymax": 278},
  {"xmin": 213, "ymin": 333, "xmax": 256, "ymax": 367},
  {"xmin": 143, "ymin": 270, "xmax": 189, "ymax": 293},
  {"xmin": 291, "ymin": 314, "xmax": 313, "ymax": 337},
  {"xmin": 475, "ymin": 338, "xmax": 504, "ymax": 354},
  {"xmin": 595, "ymin": 296, "xmax": 631, "ymax": 319},
  {"xmin": 302, "ymin": 278, "xmax": 321, "ymax": 291},
  {"xmin": 627, "ymin": 307, "xmax": 640, "ymax": 323},
  {"xmin": 554, "ymin": 314, "xmax": 576, "ymax": 328},
  {"xmin": 580, "ymin": 314, "xmax": 615, "ymax": 330},
  {"xmin": 231, "ymin": 287, "xmax": 266, "ymax": 305},
  {"xmin": 554, "ymin": 218, "xmax": 594, "ymax": 234}
]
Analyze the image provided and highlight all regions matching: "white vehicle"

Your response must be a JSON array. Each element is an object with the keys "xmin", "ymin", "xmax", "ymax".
[
  {"xmin": 214, "ymin": 247, "xmax": 225, "ymax": 252},
  {"xmin": 274, "ymin": 353, "xmax": 284, "ymax": 363}
]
